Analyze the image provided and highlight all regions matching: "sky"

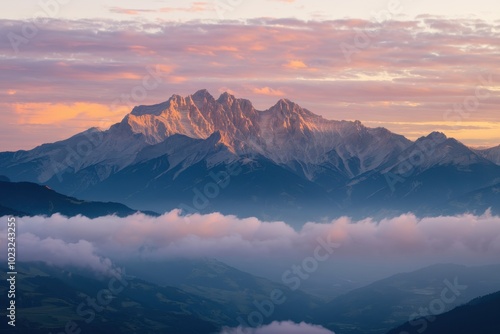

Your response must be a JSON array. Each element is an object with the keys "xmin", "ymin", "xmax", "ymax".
[{"xmin": 1, "ymin": 0, "xmax": 500, "ymax": 150}]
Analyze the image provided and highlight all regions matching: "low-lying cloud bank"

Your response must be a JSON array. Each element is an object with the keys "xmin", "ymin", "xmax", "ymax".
[
  {"xmin": 220, "ymin": 321, "xmax": 335, "ymax": 334},
  {"xmin": 1, "ymin": 210, "xmax": 500, "ymax": 274},
  {"xmin": 18, "ymin": 233, "xmax": 119, "ymax": 276}
]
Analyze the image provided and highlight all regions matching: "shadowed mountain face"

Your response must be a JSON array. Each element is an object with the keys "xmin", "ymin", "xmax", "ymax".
[
  {"xmin": 0, "ymin": 180, "xmax": 157, "ymax": 218},
  {"xmin": 386, "ymin": 290, "xmax": 500, "ymax": 334},
  {"xmin": 2, "ymin": 261, "xmax": 499, "ymax": 334},
  {"xmin": 315, "ymin": 263, "xmax": 500, "ymax": 334},
  {"xmin": 340, "ymin": 132, "xmax": 500, "ymax": 218},
  {"xmin": 475, "ymin": 144, "xmax": 500, "ymax": 165},
  {"xmin": 0, "ymin": 261, "xmax": 323, "ymax": 334},
  {"xmin": 124, "ymin": 258, "xmax": 324, "ymax": 325},
  {"xmin": 0, "ymin": 262, "xmax": 224, "ymax": 334},
  {"xmin": 0, "ymin": 90, "xmax": 499, "ymax": 223}
]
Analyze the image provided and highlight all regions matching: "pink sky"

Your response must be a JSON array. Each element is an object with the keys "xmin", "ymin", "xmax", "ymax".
[{"xmin": 1, "ymin": 16, "xmax": 499, "ymax": 150}]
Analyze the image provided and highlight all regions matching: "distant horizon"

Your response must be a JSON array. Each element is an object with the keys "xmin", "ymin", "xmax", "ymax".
[{"xmin": 2, "ymin": 88, "xmax": 499, "ymax": 152}]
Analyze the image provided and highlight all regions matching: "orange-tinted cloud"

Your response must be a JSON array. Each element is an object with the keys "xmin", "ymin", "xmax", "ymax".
[
  {"xmin": 160, "ymin": 2, "xmax": 212, "ymax": 13},
  {"xmin": 284, "ymin": 60, "xmax": 308, "ymax": 69},
  {"xmin": 0, "ymin": 17, "xmax": 499, "ymax": 149},
  {"xmin": 13, "ymin": 211, "xmax": 500, "ymax": 266},
  {"xmin": 252, "ymin": 87, "xmax": 285, "ymax": 96},
  {"xmin": 14, "ymin": 102, "xmax": 128, "ymax": 127}
]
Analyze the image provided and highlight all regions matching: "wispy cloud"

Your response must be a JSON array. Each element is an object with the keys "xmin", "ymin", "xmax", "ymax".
[
  {"xmin": 252, "ymin": 87, "xmax": 285, "ymax": 96},
  {"xmin": 160, "ymin": 2, "xmax": 212, "ymax": 13},
  {"xmin": 109, "ymin": 7, "xmax": 155, "ymax": 15},
  {"xmin": 283, "ymin": 60, "xmax": 308, "ymax": 69},
  {"xmin": 2, "ymin": 211, "xmax": 500, "ymax": 272},
  {"xmin": 109, "ymin": 2, "xmax": 212, "ymax": 16},
  {"xmin": 18, "ymin": 233, "xmax": 117, "ymax": 276},
  {"xmin": 1, "ymin": 17, "xmax": 499, "ymax": 149}
]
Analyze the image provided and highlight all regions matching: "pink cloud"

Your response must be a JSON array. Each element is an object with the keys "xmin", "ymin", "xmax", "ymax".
[
  {"xmin": 252, "ymin": 87, "xmax": 286, "ymax": 96},
  {"xmin": 2, "ymin": 211, "xmax": 500, "ymax": 266},
  {"xmin": 18, "ymin": 233, "xmax": 118, "ymax": 276},
  {"xmin": 159, "ymin": 2, "xmax": 212, "ymax": 13},
  {"xmin": 109, "ymin": 2, "xmax": 212, "ymax": 15},
  {"xmin": 109, "ymin": 7, "xmax": 154, "ymax": 15},
  {"xmin": 220, "ymin": 321, "xmax": 335, "ymax": 333},
  {"xmin": 0, "ymin": 17, "xmax": 499, "ymax": 148},
  {"xmin": 283, "ymin": 60, "xmax": 308, "ymax": 69}
]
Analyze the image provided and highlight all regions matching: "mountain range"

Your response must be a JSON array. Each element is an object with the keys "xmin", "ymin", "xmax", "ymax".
[
  {"xmin": 387, "ymin": 290, "xmax": 500, "ymax": 334},
  {"xmin": 2, "ymin": 261, "xmax": 499, "ymax": 334},
  {"xmin": 316, "ymin": 263, "xmax": 500, "ymax": 334},
  {"xmin": 1, "ymin": 89, "xmax": 499, "ymax": 223},
  {"xmin": 0, "ymin": 178, "xmax": 156, "ymax": 218}
]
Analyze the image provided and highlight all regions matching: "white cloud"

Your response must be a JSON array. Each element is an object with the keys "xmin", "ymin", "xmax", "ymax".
[
  {"xmin": 1, "ymin": 210, "xmax": 500, "ymax": 272},
  {"xmin": 220, "ymin": 321, "xmax": 335, "ymax": 334},
  {"xmin": 18, "ymin": 232, "xmax": 118, "ymax": 276}
]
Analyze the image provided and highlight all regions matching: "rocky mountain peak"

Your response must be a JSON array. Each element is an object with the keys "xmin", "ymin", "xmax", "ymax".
[
  {"xmin": 216, "ymin": 92, "xmax": 235, "ymax": 105},
  {"xmin": 190, "ymin": 89, "xmax": 216, "ymax": 110}
]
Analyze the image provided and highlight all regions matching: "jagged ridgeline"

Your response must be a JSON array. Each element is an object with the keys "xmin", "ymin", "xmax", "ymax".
[{"xmin": 1, "ymin": 90, "xmax": 499, "ymax": 224}]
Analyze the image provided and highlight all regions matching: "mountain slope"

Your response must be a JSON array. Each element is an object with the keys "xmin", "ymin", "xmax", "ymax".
[
  {"xmin": 386, "ymin": 290, "xmax": 500, "ymax": 334},
  {"xmin": 78, "ymin": 152, "xmax": 336, "ymax": 223},
  {"xmin": 124, "ymin": 90, "xmax": 411, "ymax": 180},
  {"xmin": 443, "ymin": 182, "xmax": 500, "ymax": 215},
  {"xmin": 475, "ymin": 144, "xmax": 500, "ymax": 165},
  {"xmin": 0, "ymin": 262, "xmax": 228, "ymax": 334},
  {"xmin": 0, "ymin": 90, "xmax": 410, "ymax": 187},
  {"xmin": 0, "ymin": 260, "xmax": 326, "ymax": 333},
  {"xmin": 341, "ymin": 132, "xmax": 500, "ymax": 217},
  {"xmin": 0, "ymin": 180, "xmax": 156, "ymax": 218},
  {"xmin": 125, "ymin": 258, "xmax": 324, "ymax": 325},
  {"xmin": 0, "ymin": 90, "xmax": 498, "ymax": 221},
  {"xmin": 316, "ymin": 263, "xmax": 500, "ymax": 334}
]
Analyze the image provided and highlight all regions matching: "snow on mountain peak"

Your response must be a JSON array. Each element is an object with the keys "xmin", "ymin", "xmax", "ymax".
[
  {"xmin": 405, "ymin": 131, "xmax": 490, "ymax": 168},
  {"xmin": 119, "ymin": 90, "xmax": 413, "ymax": 177},
  {"xmin": 422, "ymin": 131, "xmax": 448, "ymax": 142},
  {"xmin": 476, "ymin": 145, "xmax": 500, "ymax": 165},
  {"xmin": 130, "ymin": 100, "xmax": 170, "ymax": 116},
  {"xmin": 269, "ymin": 98, "xmax": 318, "ymax": 119}
]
